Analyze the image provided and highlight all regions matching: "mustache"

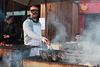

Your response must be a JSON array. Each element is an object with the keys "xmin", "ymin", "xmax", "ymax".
[{"xmin": 31, "ymin": 12, "xmax": 38, "ymax": 14}]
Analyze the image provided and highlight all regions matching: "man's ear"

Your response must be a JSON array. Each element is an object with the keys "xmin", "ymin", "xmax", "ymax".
[{"xmin": 29, "ymin": 10, "xmax": 31, "ymax": 14}]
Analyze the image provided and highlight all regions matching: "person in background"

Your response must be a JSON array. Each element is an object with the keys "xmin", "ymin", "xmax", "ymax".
[
  {"xmin": 72, "ymin": 33, "xmax": 81, "ymax": 42},
  {"xmin": 73, "ymin": 33, "xmax": 81, "ymax": 42},
  {"xmin": 23, "ymin": 5, "xmax": 48, "ymax": 57},
  {"xmin": 71, "ymin": 33, "xmax": 81, "ymax": 43},
  {"xmin": 70, "ymin": 33, "xmax": 82, "ymax": 53},
  {"xmin": 3, "ymin": 16, "xmax": 20, "ymax": 45}
]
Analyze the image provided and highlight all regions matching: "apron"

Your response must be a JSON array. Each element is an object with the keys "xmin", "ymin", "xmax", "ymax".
[{"xmin": 27, "ymin": 23, "xmax": 42, "ymax": 56}]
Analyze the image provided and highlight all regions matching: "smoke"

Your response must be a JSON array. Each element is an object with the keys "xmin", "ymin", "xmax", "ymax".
[
  {"xmin": 3, "ymin": 50, "xmax": 23, "ymax": 67},
  {"xmin": 77, "ymin": 14, "xmax": 100, "ymax": 66},
  {"xmin": 59, "ymin": 14, "xmax": 100, "ymax": 66},
  {"xmin": 46, "ymin": 2, "xmax": 100, "ymax": 66},
  {"xmin": 51, "ymin": 19, "xmax": 68, "ymax": 43},
  {"xmin": 48, "ymin": 3, "xmax": 70, "ymax": 43},
  {"xmin": 3, "ymin": 50, "xmax": 30, "ymax": 67}
]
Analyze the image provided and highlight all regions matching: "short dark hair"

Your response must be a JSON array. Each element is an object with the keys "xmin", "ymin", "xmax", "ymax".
[
  {"xmin": 75, "ymin": 33, "xmax": 81, "ymax": 36},
  {"xmin": 6, "ymin": 16, "xmax": 12, "ymax": 20},
  {"xmin": 30, "ymin": 5, "xmax": 39, "ymax": 10}
]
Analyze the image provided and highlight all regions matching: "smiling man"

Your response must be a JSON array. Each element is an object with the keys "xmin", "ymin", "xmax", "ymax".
[{"xmin": 23, "ymin": 5, "xmax": 48, "ymax": 57}]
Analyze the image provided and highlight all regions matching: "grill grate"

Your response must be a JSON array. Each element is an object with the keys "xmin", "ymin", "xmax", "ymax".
[{"xmin": 0, "ymin": 44, "xmax": 41, "ymax": 50}]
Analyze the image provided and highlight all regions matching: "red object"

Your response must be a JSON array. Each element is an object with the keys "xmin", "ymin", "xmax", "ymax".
[
  {"xmin": 79, "ymin": 15, "xmax": 85, "ymax": 35},
  {"xmin": 79, "ymin": 1, "xmax": 100, "ymax": 34},
  {"xmin": 80, "ymin": 1, "xmax": 85, "ymax": 3},
  {"xmin": 0, "ymin": 41, "xmax": 4, "ymax": 44},
  {"xmin": 79, "ymin": 2, "xmax": 100, "ymax": 14}
]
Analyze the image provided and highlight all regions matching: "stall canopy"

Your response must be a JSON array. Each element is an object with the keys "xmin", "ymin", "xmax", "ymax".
[{"xmin": 14, "ymin": 0, "xmax": 86, "ymax": 6}]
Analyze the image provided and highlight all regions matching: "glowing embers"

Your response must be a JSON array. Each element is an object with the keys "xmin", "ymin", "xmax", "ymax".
[
  {"xmin": 0, "ymin": 41, "xmax": 13, "ymax": 47},
  {"xmin": 0, "ymin": 41, "xmax": 4, "ymax": 45}
]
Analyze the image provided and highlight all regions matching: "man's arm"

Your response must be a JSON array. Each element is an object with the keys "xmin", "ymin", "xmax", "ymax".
[{"xmin": 23, "ymin": 20, "xmax": 42, "ymax": 42}]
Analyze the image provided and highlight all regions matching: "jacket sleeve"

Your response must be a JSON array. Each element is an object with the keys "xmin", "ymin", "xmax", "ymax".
[
  {"xmin": 23, "ymin": 20, "xmax": 42, "ymax": 42},
  {"xmin": 9, "ymin": 23, "xmax": 19, "ymax": 38}
]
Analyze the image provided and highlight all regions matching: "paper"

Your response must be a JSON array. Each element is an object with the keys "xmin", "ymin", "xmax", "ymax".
[{"xmin": 39, "ymin": 18, "xmax": 45, "ymax": 30}]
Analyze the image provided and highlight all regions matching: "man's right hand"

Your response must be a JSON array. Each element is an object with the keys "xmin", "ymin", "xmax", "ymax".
[{"xmin": 42, "ymin": 37, "xmax": 48, "ymax": 43}]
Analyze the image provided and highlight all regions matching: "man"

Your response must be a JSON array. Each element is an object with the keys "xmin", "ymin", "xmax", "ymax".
[
  {"xmin": 23, "ymin": 5, "xmax": 48, "ymax": 56},
  {"xmin": 71, "ymin": 33, "xmax": 81, "ymax": 43},
  {"xmin": 75, "ymin": 33, "xmax": 81, "ymax": 41},
  {"xmin": 3, "ymin": 16, "xmax": 19, "ymax": 45}
]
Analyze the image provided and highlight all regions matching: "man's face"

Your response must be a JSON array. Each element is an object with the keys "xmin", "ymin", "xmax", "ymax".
[
  {"xmin": 75, "ymin": 35, "xmax": 80, "ymax": 40},
  {"xmin": 6, "ymin": 18, "xmax": 12, "ymax": 24},
  {"xmin": 29, "ymin": 6, "xmax": 39, "ymax": 18}
]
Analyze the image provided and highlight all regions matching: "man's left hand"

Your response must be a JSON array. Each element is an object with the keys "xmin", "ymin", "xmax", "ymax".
[{"xmin": 4, "ymin": 35, "xmax": 10, "ymax": 38}]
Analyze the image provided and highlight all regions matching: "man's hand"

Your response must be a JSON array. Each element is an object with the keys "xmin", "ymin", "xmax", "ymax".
[
  {"xmin": 3, "ymin": 35, "xmax": 10, "ymax": 38},
  {"xmin": 42, "ymin": 37, "xmax": 48, "ymax": 43}
]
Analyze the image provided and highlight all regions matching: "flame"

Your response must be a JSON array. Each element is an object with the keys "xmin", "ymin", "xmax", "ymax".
[
  {"xmin": 0, "ymin": 41, "xmax": 4, "ymax": 45},
  {"xmin": 0, "ymin": 41, "xmax": 13, "ymax": 46},
  {"xmin": 61, "ymin": 48, "xmax": 66, "ymax": 51}
]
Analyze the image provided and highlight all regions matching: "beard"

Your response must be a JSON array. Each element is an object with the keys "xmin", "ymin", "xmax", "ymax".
[
  {"xmin": 32, "ymin": 14, "xmax": 38, "ymax": 19},
  {"xmin": 32, "ymin": 15, "xmax": 38, "ymax": 19}
]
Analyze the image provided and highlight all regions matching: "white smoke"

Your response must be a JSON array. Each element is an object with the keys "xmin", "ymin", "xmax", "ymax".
[
  {"xmin": 47, "ymin": 3, "xmax": 70, "ymax": 43},
  {"xmin": 51, "ymin": 19, "xmax": 68, "ymax": 43},
  {"xmin": 3, "ymin": 50, "xmax": 30, "ymax": 67},
  {"xmin": 77, "ymin": 15, "xmax": 100, "ymax": 66},
  {"xmin": 3, "ymin": 50, "xmax": 23, "ymax": 67}
]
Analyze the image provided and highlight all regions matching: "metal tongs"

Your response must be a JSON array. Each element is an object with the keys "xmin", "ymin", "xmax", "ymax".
[{"xmin": 42, "ymin": 42, "xmax": 54, "ymax": 50}]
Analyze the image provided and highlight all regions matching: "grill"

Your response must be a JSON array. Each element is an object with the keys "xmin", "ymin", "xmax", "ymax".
[
  {"xmin": 39, "ymin": 42, "xmax": 100, "ymax": 67},
  {"xmin": 0, "ymin": 44, "xmax": 41, "ymax": 50},
  {"xmin": 0, "ymin": 43, "xmax": 99, "ymax": 67},
  {"xmin": 0, "ymin": 44, "xmax": 42, "ymax": 67}
]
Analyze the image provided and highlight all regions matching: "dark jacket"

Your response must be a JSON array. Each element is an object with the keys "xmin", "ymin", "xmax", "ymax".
[{"xmin": 4, "ymin": 22, "xmax": 20, "ymax": 44}]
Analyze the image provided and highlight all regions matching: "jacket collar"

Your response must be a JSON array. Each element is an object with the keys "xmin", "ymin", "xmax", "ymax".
[{"xmin": 27, "ymin": 17, "xmax": 38, "ymax": 23}]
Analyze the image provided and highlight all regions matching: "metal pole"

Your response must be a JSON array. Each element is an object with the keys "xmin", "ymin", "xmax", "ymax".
[
  {"xmin": 25, "ymin": 6, "xmax": 27, "ymax": 19},
  {"xmin": 45, "ymin": 0, "xmax": 47, "ymax": 37}
]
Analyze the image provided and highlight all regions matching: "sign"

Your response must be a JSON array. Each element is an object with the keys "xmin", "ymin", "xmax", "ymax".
[
  {"xmin": 39, "ymin": 18, "xmax": 45, "ymax": 30},
  {"xmin": 81, "ymin": 4, "xmax": 88, "ymax": 11}
]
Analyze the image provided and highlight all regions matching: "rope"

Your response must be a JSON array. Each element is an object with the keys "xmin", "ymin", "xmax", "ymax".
[{"xmin": 12, "ymin": 0, "xmax": 14, "ymax": 21}]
